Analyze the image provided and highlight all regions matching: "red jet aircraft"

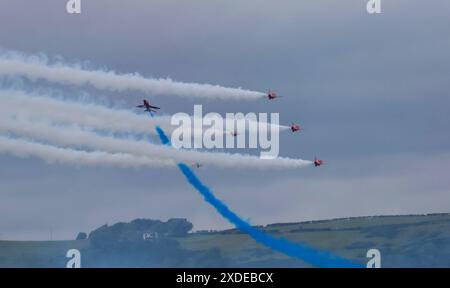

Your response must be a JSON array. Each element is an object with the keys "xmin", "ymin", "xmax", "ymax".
[
  {"xmin": 267, "ymin": 91, "xmax": 282, "ymax": 100},
  {"xmin": 314, "ymin": 157, "xmax": 324, "ymax": 167},
  {"xmin": 291, "ymin": 123, "xmax": 301, "ymax": 133},
  {"xmin": 136, "ymin": 99, "xmax": 160, "ymax": 114}
]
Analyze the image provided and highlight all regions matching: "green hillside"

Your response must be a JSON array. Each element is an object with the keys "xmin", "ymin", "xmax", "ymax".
[{"xmin": 1, "ymin": 213, "xmax": 450, "ymax": 267}]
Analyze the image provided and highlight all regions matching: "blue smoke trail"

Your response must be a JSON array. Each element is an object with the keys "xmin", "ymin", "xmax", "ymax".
[
  {"xmin": 155, "ymin": 126, "xmax": 170, "ymax": 146},
  {"xmin": 153, "ymin": 122, "xmax": 362, "ymax": 267}
]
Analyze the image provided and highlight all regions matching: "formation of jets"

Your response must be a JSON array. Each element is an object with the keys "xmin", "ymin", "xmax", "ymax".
[
  {"xmin": 265, "ymin": 91, "xmax": 324, "ymax": 166},
  {"xmin": 136, "ymin": 91, "xmax": 323, "ymax": 168}
]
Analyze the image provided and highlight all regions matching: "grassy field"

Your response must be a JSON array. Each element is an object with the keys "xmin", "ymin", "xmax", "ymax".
[{"xmin": 1, "ymin": 213, "xmax": 450, "ymax": 267}]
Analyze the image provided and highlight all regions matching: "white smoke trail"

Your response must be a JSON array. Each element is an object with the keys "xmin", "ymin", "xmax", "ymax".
[
  {"xmin": 0, "ymin": 136, "xmax": 173, "ymax": 168},
  {"xmin": 0, "ymin": 116, "xmax": 312, "ymax": 170},
  {"xmin": 0, "ymin": 90, "xmax": 290, "ymax": 135},
  {"xmin": 0, "ymin": 52, "xmax": 266, "ymax": 100},
  {"xmin": 0, "ymin": 90, "xmax": 168, "ymax": 134}
]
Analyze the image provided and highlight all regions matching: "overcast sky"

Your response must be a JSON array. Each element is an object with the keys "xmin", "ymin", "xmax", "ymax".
[{"xmin": 0, "ymin": 0, "xmax": 449, "ymax": 240}]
